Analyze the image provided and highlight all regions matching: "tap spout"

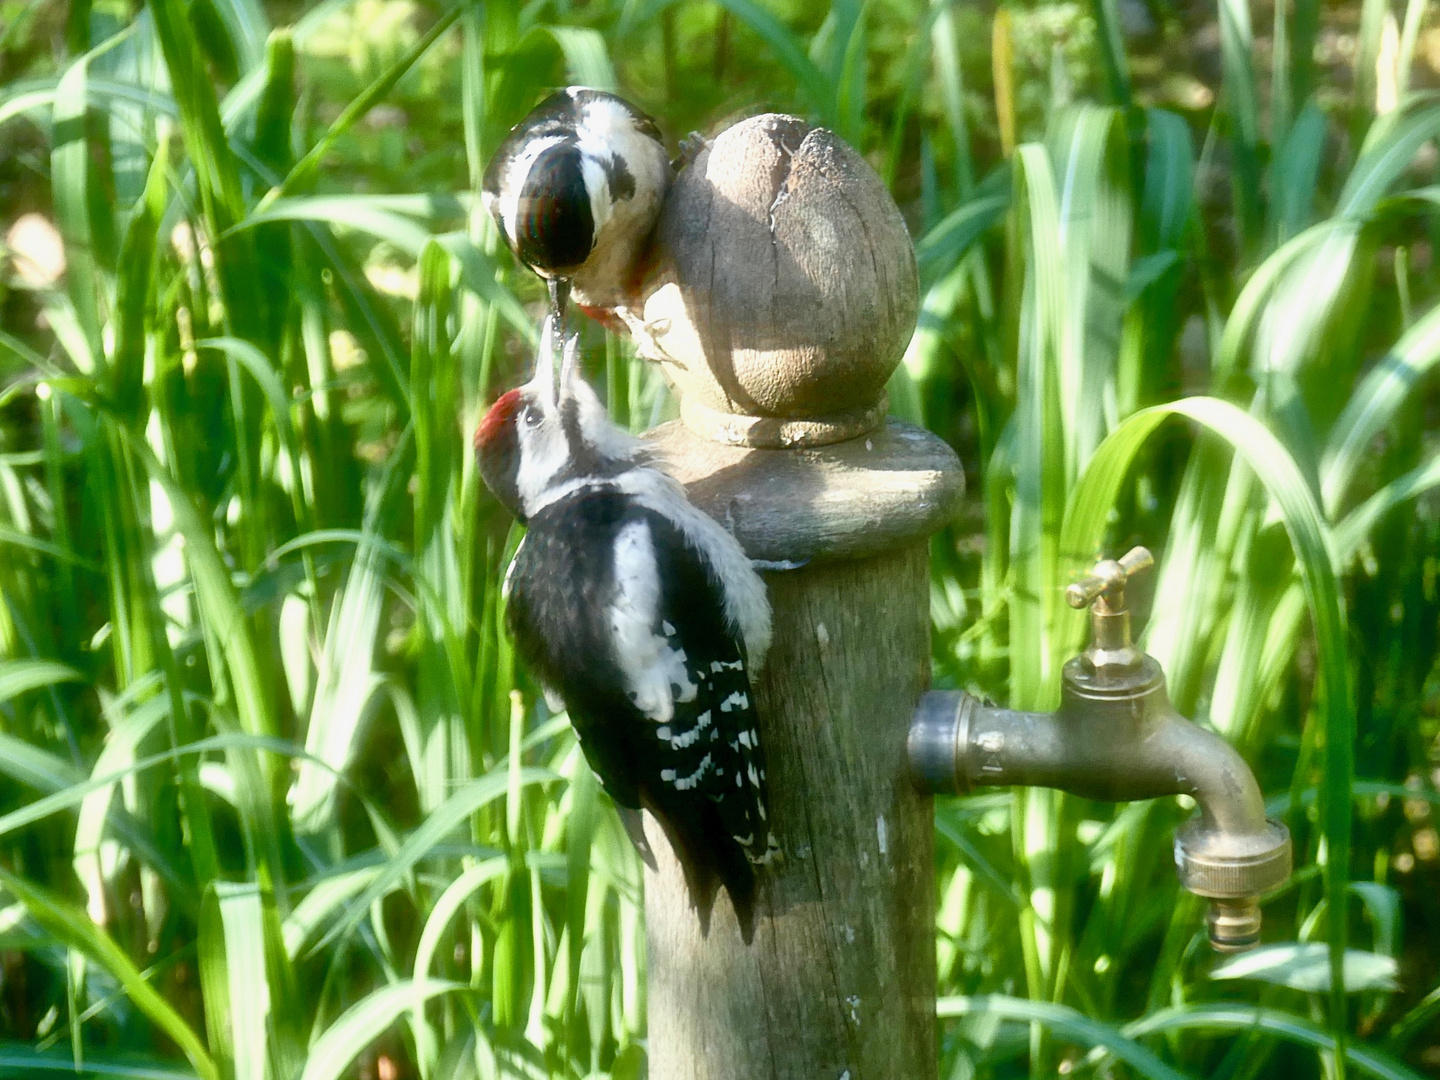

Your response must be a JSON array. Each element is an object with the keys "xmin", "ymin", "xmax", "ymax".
[{"xmin": 908, "ymin": 655, "xmax": 1291, "ymax": 951}]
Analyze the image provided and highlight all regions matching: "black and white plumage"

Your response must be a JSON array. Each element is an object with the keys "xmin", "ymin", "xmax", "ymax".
[
  {"xmin": 482, "ymin": 87, "xmax": 670, "ymax": 335},
  {"xmin": 475, "ymin": 322, "xmax": 777, "ymax": 932}
]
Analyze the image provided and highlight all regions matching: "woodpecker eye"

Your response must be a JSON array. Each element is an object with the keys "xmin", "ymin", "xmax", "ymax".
[{"xmin": 521, "ymin": 406, "xmax": 543, "ymax": 428}]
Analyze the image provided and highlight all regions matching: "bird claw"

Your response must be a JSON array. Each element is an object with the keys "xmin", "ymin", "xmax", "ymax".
[
  {"xmin": 751, "ymin": 558, "xmax": 809, "ymax": 572},
  {"xmin": 615, "ymin": 306, "xmax": 683, "ymax": 368},
  {"xmin": 674, "ymin": 131, "xmax": 710, "ymax": 171}
]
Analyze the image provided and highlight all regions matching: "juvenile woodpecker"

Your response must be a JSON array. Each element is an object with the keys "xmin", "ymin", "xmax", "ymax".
[
  {"xmin": 475, "ymin": 321, "xmax": 777, "ymax": 932},
  {"xmin": 482, "ymin": 87, "xmax": 670, "ymax": 339}
]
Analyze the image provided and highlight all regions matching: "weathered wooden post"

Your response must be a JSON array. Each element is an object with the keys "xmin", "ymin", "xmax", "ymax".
[{"xmin": 635, "ymin": 114, "xmax": 965, "ymax": 1080}]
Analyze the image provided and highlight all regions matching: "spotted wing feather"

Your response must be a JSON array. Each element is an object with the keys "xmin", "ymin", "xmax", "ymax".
[{"xmin": 648, "ymin": 588, "xmax": 776, "ymax": 871}]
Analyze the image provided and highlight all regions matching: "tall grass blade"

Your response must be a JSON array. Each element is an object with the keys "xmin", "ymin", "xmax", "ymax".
[
  {"xmin": 544, "ymin": 26, "xmax": 617, "ymax": 90},
  {"xmin": 0, "ymin": 869, "xmax": 218, "ymax": 1080},
  {"xmin": 149, "ymin": 0, "xmax": 259, "ymax": 334},
  {"xmin": 937, "ymin": 995, "xmax": 1190, "ymax": 1080},
  {"xmin": 1089, "ymin": 0, "xmax": 1131, "ymax": 106},
  {"xmin": 1217, "ymin": 0, "xmax": 1262, "ymax": 246},
  {"xmin": 197, "ymin": 883, "xmax": 271, "ymax": 1080},
  {"xmin": 710, "ymin": 0, "xmax": 831, "ymax": 123},
  {"xmin": 317, "ymin": 766, "xmax": 556, "ymax": 951},
  {"xmin": 257, "ymin": 6, "xmax": 461, "ymax": 210},
  {"xmin": 1321, "ymin": 300, "xmax": 1440, "ymax": 514},
  {"xmin": 0, "ymin": 659, "xmax": 83, "ymax": 703},
  {"xmin": 300, "ymin": 981, "xmax": 463, "ymax": 1080},
  {"xmin": 1120, "ymin": 1004, "xmax": 1427, "ymax": 1080}
]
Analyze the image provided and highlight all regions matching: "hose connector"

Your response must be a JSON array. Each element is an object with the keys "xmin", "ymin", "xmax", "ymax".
[{"xmin": 1174, "ymin": 816, "xmax": 1292, "ymax": 952}]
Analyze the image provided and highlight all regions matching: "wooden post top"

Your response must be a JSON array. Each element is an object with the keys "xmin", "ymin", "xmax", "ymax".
[
  {"xmin": 638, "ymin": 112, "xmax": 922, "ymax": 450},
  {"xmin": 647, "ymin": 417, "xmax": 965, "ymax": 563},
  {"xmin": 635, "ymin": 111, "xmax": 963, "ymax": 561}
]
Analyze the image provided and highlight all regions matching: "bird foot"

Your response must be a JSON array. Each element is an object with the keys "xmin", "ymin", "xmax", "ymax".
[
  {"xmin": 615, "ymin": 306, "xmax": 683, "ymax": 368},
  {"xmin": 674, "ymin": 131, "xmax": 710, "ymax": 171}
]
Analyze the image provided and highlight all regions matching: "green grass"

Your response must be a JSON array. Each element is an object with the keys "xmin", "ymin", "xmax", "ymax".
[{"xmin": 1, "ymin": 0, "xmax": 1440, "ymax": 1077}]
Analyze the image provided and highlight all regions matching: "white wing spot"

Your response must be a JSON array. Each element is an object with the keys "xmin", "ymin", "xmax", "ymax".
[
  {"xmin": 660, "ymin": 769, "xmax": 676, "ymax": 782},
  {"xmin": 673, "ymin": 754, "xmax": 713, "ymax": 790},
  {"xmin": 610, "ymin": 520, "xmax": 698, "ymax": 723},
  {"xmin": 738, "ymin": 730, "xmax": 753, "ymax": 748},
  {"xmin": 720, "ymin": 691, "xmax": 749, "ymax": 713},
  {"xmin": 656, "ymin": 726, "xmax": 671, "ymax": 740},
  {"xmin": 747, "ymin": 765, "xmax": 760, "ymax": 785},
  {"xmin": 670, "ymin": 724, "xmax": 704, "ymax": 749},
  {"xmin": 662, "ymin": 620, "xmax": 676, "ymax": 635},
  {"xmin": 545, "ymin": 465, "xmax": 771, "ymax": 667}
]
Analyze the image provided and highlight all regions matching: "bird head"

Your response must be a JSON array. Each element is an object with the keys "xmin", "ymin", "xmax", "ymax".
[
  {"xmin": 482, "ymin": 87, "xmax": 670, "ymax": 314},
  {"xmin": 475, "ymin": 318, "xmax": 648, "ymax": 522}
]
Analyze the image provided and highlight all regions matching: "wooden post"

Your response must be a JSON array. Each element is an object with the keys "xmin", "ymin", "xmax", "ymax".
[
  {"xmin": 630, "ymin": 110, "xmax": 959, "ymax": 1076},
  {"xmin": 641, "ymin": 421, "xmax": 964, "ymax": 1079}
]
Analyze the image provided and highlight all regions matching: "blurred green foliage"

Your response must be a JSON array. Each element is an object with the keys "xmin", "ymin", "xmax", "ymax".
[{"xmin": 1, "ymin": 0, "xmax": 1440, "ymax": 1077}]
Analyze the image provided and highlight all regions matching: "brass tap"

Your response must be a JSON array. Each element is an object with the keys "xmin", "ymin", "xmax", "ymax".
[
  {"xmin": 909, "ymin": 547, "xmax": 1293, "ymax": 952},
  {"xmin": 1066, "ymin": 545, "xmax": 1152, "ymax": 676}
]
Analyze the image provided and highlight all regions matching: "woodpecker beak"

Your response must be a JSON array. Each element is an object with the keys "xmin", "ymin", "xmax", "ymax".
[
  {"xmin": 525, "ymin": 314, "xmax": 561, "ymax": 407},
  {"xmin": 559, "ymin": 328, "xmax": 581, "ymax": 397}
]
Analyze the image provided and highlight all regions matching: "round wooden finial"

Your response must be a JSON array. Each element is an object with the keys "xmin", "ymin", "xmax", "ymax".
[{"xmin": 640, "ymin": 114, "xmax": 919, "ymax": 448}]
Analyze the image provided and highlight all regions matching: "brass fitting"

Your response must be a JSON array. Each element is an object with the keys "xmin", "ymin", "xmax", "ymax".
[
  {"xmin": 1065, "ymin": 546, "xmax": 1152, "ymax": 676},
  {"xmin": 908, "ymin": 547, "xmax": 1292, "ymax": 952}
]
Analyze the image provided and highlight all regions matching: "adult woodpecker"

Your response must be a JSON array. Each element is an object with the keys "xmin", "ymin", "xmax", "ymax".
[
  {"xmin": 482, "ymin": 87, "xmax": 670, "ymax": 341},
  {"xmin": 475, "ymin": 320, "xmax": 778, "ymax": 932}
]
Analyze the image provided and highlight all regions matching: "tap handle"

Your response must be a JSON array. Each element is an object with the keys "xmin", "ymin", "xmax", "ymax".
[{"xmin": 1065, "ymin": 546, "xmax": 1153, "ymax": 614}]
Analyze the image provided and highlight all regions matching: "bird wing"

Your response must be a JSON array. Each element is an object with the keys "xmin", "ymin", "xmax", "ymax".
[
  {"xmin": 610, "ymin": 511, "xmax": 776, "ymax": 867},
  {"xmin": 503, "ymin": 490, "xmax": 776, "ymax": 880}
]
